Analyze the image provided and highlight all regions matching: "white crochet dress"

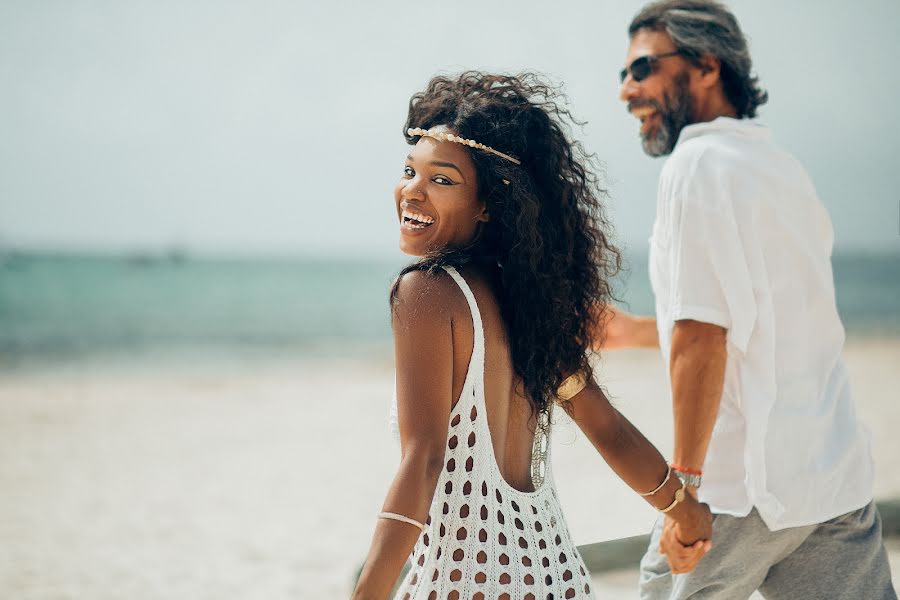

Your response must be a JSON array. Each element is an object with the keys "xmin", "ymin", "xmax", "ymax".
[{"xmin": 389, "ymin": 266, "xmax": 596, "ymax": 599}]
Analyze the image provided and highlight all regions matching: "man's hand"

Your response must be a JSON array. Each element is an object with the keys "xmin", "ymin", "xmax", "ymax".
[
  {"xmin": 591, "ymin": 305, "xmax": 659, "ymax": 350},
  {"xmin": 659, "ymin": 514, "xmax": 713, "ymax": 574},
  {"xmin": 660, "ymin": 495, "xmax": 713, "ymax": 574}
]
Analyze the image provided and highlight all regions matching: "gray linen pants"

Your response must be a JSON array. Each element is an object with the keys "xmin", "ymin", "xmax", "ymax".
[{"xmin": 639, "ymin": 500, "xmax": 896, "ymax": 599}]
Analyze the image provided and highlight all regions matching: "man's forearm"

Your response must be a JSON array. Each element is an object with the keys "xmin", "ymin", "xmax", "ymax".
[
  {"xmin": 632, "ymin": 315, "xmax": 660, "ymax": 348},
  {"xmin": 598, "ymin": 306, "xmax": 660, "ymax": 349},
  {"xmin": 669, "ymin": 320, "xmax": 727, "ymax": 473}
]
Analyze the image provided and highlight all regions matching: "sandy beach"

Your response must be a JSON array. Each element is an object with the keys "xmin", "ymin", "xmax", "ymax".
[{"xmin": 1, "ymin": 338, "xmax": 898, "ymax": 598}]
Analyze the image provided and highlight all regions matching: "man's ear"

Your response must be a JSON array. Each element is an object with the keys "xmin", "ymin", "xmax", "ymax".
[{"xmin": 697, "ymin": 54, "xmax": 722, "ymax": 89}]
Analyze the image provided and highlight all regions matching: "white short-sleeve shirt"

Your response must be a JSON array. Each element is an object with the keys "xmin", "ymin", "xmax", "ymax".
[{"xmin": 650, "ymin": 116, "xmax": 874, "ymax": 531}]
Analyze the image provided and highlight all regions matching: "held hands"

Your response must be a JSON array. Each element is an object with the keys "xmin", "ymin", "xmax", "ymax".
[{"xmin": 660, "ymin": 497, "xmax": 713, "ymax": 574}]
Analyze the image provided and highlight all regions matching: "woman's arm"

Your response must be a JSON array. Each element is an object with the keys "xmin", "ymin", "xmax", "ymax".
[
  {"xmin": 563, "ymin": 380, "xmax": 712, "ymax": 546},
  {"xmin": 351, "ymin": 272, "xmax": 458, "ymax": 600}
]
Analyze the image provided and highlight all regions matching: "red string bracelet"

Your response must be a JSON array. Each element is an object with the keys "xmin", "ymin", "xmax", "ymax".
[{"xmin": 670, "ymin": 463, "xmax": 703, "ymax": 476}]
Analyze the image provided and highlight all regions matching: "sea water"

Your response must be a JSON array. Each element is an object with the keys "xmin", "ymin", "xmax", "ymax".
[{"xmin": 1, "ymin": 251, "xmax": 897, "ymax": 371}]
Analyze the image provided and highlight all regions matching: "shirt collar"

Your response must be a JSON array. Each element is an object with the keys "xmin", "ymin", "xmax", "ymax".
[{"xmin": 675, "ymin": 116, "xmax": 770, "ymax": 147}]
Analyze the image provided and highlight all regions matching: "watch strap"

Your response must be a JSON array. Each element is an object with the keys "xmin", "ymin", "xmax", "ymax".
[{"xmin": 674, "ymin": 470, "xmax": 702, "ymax": 488}]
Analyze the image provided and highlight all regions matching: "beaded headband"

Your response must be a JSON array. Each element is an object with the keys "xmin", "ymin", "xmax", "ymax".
[{"xmin": 407, "ymin": 127, "xmax": 521, "ymax": 165}]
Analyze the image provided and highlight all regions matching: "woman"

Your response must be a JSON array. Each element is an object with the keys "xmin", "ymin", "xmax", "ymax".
[{"xmin": 352, "ymin": 72, "xmax": 711, "ymax": 600}]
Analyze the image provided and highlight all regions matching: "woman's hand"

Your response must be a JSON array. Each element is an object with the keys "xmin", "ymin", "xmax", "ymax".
[{"xmin": 673, "ymin": 494, "xmax": 713, "ymax": 543}]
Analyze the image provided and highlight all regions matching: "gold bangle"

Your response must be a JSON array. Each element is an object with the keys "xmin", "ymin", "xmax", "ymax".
[
  {"xmin": 660, "ymin": 483, "xmax": 687, "ymax": 513},
  {"xmin": 557, "ymin": 371, "xmax": 588, "ymax": 401},
  {"xmin": 640, "ymin": 465, "xmax": 672, "ymax": 497}
]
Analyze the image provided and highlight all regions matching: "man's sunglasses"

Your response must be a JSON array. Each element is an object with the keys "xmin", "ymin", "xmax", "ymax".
[{"xmin": 619, "ymin": 51, "xmax": 682, "ymax": 84}]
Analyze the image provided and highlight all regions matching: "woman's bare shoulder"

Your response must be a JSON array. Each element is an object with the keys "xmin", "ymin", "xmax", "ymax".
[{"xmin": 391, "ymin": 268, "xmax": 466, "ymax": 328}]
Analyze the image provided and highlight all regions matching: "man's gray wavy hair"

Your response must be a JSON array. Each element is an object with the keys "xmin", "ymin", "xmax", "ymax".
[{"xmin": 629, "ymin": 0, "xmax": 768, "ymax": 118}]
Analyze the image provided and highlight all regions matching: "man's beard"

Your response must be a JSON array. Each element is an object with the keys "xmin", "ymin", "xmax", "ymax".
[{"xmin": 639, "ymin": 71, "xmax": 695, "ymax": 157}]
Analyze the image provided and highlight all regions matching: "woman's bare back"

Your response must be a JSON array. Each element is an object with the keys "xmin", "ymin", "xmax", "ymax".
[{"xmin": 448, "ymin": 268, "xmax": 540, "ymax": 492}]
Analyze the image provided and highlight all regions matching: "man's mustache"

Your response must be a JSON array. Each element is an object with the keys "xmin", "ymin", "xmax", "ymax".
[{"xmin": 627, "ymin": 99, "xmax": 662, "ymax": 114}]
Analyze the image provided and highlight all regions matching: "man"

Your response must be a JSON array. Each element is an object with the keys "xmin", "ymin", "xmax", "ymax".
[{"xmin": 605, "ymin": 1, "xmax": 897, "ymax": 598}]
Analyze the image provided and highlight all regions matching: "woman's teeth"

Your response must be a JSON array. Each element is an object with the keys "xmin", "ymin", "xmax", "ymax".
[{"xmin": 401, "ymin": 210, "xmax": 435, "ymax": 229}]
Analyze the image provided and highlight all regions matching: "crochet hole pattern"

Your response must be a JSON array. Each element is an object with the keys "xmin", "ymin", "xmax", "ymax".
[{"xmin": 393, "ymin": 267, "xmax": 593, "ymax": 599}]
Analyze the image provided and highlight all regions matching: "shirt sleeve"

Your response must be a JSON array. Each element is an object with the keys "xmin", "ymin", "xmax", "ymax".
[{"xmin": 666, "ymin": 158, "xmax": 757, "ymax": 354}]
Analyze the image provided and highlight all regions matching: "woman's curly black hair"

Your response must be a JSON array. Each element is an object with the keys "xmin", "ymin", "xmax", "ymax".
[{"xmin": 391, "ymin": 71, "xmax": 621, "ymax": 416}]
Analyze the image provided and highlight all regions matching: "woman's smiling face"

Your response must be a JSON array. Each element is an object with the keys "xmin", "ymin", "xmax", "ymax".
[{"xmin": 394, "ymin": 130, "xmax": 488, "ymax": 257}]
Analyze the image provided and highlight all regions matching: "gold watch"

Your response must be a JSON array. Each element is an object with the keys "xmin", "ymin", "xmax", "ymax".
[{"xmin": 660, "ymin": 483, "xmax": 686, "ymax": 513}]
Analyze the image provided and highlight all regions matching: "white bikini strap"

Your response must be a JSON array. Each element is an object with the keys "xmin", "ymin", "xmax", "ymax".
[{"xmin": 441, "ymin": 266, "xmax": 485, "ymax": 368}]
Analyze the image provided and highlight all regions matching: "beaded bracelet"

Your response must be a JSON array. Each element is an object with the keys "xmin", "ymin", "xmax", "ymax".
[{"xmin": 670, "ymin": 463, "xmax": 703, "ymax": 476}]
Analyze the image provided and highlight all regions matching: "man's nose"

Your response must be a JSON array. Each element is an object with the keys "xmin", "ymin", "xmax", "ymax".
[{"xmin": 619, "ymin": 76, "xmax": 640, "ymax": 103}]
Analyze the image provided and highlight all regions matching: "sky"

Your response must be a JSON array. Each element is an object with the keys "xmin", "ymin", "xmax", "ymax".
[{"xmin": 1, "ymin": 0, "xmax": 899, "ymax": 258}]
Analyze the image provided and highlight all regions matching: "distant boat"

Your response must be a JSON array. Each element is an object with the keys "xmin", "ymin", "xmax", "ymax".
[
  {"xmin": 0, "ymin": 250, "xmax": 26, "ymax": 270},
  {"xmin": 125, "ymin": 253, "xmax": 155, "ymax": 267},
  {"xmin": 166, "ymin": 247, "xmax": 188, "ymax": 264},
  {"xmin": 124, "ymin": 247, "xmax": 189, "ymax": 267}
]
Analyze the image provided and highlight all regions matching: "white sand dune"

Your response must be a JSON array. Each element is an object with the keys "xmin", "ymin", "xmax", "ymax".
[{"xmin": 1, "ymin": 338, "xmax": 898, "ymax": 598}]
